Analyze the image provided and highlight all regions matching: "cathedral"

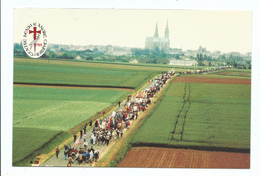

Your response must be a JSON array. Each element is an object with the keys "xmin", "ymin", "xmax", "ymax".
[{"xmin": 145, "ymin": 21, "xmax": 170, "ymax": 52}]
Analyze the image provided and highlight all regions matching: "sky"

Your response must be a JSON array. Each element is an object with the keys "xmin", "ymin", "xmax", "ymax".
[{"xmin": 14, "ymin": 9, "xmax": 252, "ymax": 54}]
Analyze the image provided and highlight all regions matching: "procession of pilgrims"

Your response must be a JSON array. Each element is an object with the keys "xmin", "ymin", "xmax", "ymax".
[{"xmin": 64, "ymin": 69, "xmax": 175, "ymax": 166}]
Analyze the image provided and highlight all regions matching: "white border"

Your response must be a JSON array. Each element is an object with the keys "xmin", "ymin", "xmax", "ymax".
[{"xmin": 1, "ymin": 0, "xmax": 260, "ymax": 176}]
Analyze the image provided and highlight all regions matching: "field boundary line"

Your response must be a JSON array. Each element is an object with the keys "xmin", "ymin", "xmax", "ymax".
[
  {"xmin": 13, "ymin": 82, "xmax": 135, "ymax": 91},
  {"xmin": 131, "ymin": 142, "xmax": 250, "ymax": 153}
]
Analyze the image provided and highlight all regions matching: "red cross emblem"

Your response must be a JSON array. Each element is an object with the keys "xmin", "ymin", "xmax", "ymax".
[{"xmin": 29, "ymin": 27, "xmax": 41, "ymax": 52}]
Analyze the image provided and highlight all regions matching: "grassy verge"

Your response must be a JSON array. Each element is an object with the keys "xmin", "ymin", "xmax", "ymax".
[{"xmin": 13, "ymin": 130, "xmax": 71, "ymax": 166}]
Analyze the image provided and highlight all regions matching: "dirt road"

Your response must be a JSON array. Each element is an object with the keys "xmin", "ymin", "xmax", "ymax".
[{"xmin": 42, "ymin": 74, "xmax": 174, "ymax": 167}]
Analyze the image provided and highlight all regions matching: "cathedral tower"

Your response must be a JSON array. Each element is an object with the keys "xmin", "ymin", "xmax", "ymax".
[
  {"xmin": 154, "ymin": 22, "xmax": 159, "ymax": 38},
  {"xmin": 165, "ymin": 20, "xmax": 169, "ymax": 38}
]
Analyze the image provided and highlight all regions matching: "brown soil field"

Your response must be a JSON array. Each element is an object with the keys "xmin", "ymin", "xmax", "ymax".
[
  {"xmin": 216, "ymin": 71, "xmax": 234, "ymax": 75},
  {"xmin": 117, "ymin": 147, "xmax": 250, "ymax": 168},
  {"xmin": 239, "ymin": 73, "xmax": 251, "ymax": 76},
  {"xmin": 172, "ymin": 76, "xmax": 251, "ymax": 85},
  {"xmin": 216, "ymin": 71, "xmax": 251, "ymax": 77}
]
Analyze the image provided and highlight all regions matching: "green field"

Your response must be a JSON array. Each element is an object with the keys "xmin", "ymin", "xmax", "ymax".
[
  {"xmin": 13, "ymin": 86, "xmax": 130, "ymax": 165},
  {"xmin": 14, "ymin": 58, "xmax": 212, "ymax": 89},
  {"xmin": 14, "ymin": 58, "xmax": 164, "ymax": 89},
  {"xmin": 131, "ymin": 81, "xmax": 251, "ymax": 149},
  {"xmin": 13, "ymin": 127, "xmax": 70, "ymax": 164}
]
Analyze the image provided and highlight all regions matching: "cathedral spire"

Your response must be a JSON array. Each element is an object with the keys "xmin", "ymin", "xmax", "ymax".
[
  {"xmin": 154, "ymin": 22, "xmax": 159, "ymax": 38},
  {"xmin": 165, "ymin": 19, "xmax": 169, "ymax": 38}
]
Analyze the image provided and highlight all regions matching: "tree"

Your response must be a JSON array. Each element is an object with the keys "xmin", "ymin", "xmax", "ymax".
[
  {"xmin": 86, "ymin": 56, "xmax": 93, "ymax": 60},
  {"xmin": 154, "ymin": 46, "xmax": 160, "ymax": 54},
  {"xmin": 14, "ymin": 43, "xmax": 22, "ymax": 50},
  {"xmin": 199, "ymin": 53, "xmax": 203, "ymax": 61}
]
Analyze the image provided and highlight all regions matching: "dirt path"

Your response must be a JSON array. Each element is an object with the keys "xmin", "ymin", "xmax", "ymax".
[
  {"xmin": 41, "ymin": 73, "xmax": 173, "ymax": 167},
  {"xmin": 97, "ymin": 75, "xmax": 175, "ymax": 167}
]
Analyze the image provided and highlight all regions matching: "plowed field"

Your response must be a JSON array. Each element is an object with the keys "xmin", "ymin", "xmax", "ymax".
[
  {"xmin": 172, "ymin": 76, "xmax": 251, "ymax": 85},
  {"xmin": 117, "ymin": 147, "xmax": 250, "ymax": 168},
  {"xmin": 215, "ymin": 71, "xmax": 251, "ymax": 77}
]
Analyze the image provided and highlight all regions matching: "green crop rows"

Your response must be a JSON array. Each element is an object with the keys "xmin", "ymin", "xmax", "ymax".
[
  {"xmin": 13, "ymin": 58, "xmax": 168, "ymax": 165},
  {"xmin": 14, "ymin": 59, "xmax": 160, "ymax": 89},
  {"xmin": 13, "ymin": 86, "xmax": 130, "ymax": 165},
  {"xmin": 131, "ymin": 81, "xmax": 251, "ymax": 149}
]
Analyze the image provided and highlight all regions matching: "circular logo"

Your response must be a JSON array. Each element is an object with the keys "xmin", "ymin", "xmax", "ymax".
[{"xmin": 22, "ymin": 22, "xmax": 48, "ymax": 58}]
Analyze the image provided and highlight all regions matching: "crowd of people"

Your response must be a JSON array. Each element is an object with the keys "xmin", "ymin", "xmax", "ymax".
[
  {"xmin": 56, "ymin": 69, "xmax": 175, "ymax": 167},
  {"xmin": 63, "ymin": 144, "xmax": 100, "ymax": 166},
  {"xmin": 87, "ymin": 70, "xmax": 175, "ymax": 149}
]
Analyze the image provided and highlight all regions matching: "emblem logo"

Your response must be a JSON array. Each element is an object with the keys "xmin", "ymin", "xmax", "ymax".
[{"xmin": 22, "ymin": 22, "xmax": 48, "ymax": 58}]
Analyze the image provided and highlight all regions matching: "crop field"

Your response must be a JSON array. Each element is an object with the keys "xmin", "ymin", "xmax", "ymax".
[
  {"xmin": 212, "ymin": 69, "xmax": 251, "ymax": 77},
  {"xmin": 215, "ymin": 71, "xmax": 251, "ymax": 77},
  {"xmin": 13, "ymin": 127, "xmax": 70, "ymax": 164},
  {"xmin": 172, "ymin": 76, "xmax": 251, "ymax": 84},
  {"xmin": 13, "ymin": 86, "xmax": 130, "ymax": 164},
  {"xmin": 118, "ymin": 147, "xmax": 250, "ymax": 168},
  {"xmin": 131, "ymin": 76, "xmax": 251, "ymax": 149},
  {"xmin": 14, "ymin": 58, "xmax": 167, "ymax": 89}
]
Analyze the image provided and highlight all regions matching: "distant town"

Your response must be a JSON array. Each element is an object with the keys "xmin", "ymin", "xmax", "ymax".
[
  {"xmin": 13, "ymin": 42, "xmax": 251, "ymax": 69},
  {"xmin": 14, "ymin": 22, "xmax": 251, "ymax": 69}
]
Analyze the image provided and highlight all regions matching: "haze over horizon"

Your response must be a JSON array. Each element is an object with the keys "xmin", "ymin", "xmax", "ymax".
[{"xmin": 14, "ymin": 9, "xmax": 252, "ymax": 54}]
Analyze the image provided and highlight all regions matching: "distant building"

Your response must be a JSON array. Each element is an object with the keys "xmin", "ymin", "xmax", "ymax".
[
  {"xmin": 169, "ymin": 48, "xmax": 183, "ymax": 55},
  {"xmin": 111, "ymin": 47, "xmax": 133, "ymax": 56},
  {"xmin": 75, "ymin": 55, "xmax": 81, "ymax": 60},
  {"xmin": 236, "ymin": 61, "xmax": 246, "ymax": 69},
  {"xmin": 145, "ymin": 21, "xmax": 170, "ymax": 52},
  {"xmin": 202, "ymin": 60, "xmax": 209, "ymax": 66},
  {"xmin": 76, "ymin": 49, "xmax": 93, "ymax": 55},
  {"xmin": 184, "ymin": 50, "xmax": 197, "ymax": 57},
  {"xmin": 169, "ymin": 59, "xmax": 198, "ymax": 66},
  {"xmin": 230, "ymin": 52, "xmax": 241, "ymax": 57},
  {"xmin": 112, "ymin": 47, "xmax": 126, "ymax": 56},
  {"xmin": 198, "ymin": 46, "xmax": 207, "ymax": 53},
  {"xmin": 129, "ymin": 59, "xmax": 139, "ymax": 63}
]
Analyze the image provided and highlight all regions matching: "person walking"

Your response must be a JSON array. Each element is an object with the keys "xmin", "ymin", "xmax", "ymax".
[
  {"xmin": 89, "ymin": 120, "xmax": 92, "ymax": 127},
  {"xmin": 105, "ymin": 134, "xmax": 111, "ymax": 145},
  {"xmin": 89, "ymin": 146, "xmax": 95, "ymax": 153},
  {"xmin": 80, "ymin": 129, "xmax": 83, "ymax": 139},
  {"xmin": 84, "ymin": 140, "xmax": 88, "ymax": 150},
  {"xmin": 118, "ymin": 101, "xmax": 121, "ymax": 107},
  {"xmin": 83, "ymin": 126, "xmax": 86, "ymax": 134},
  {"xmin": 95, "ymin": 120, "xmax": 98, "ymax": 128},
  {"xmin": 94, "ymin": 149, "xmax": 99, "ymax": 162},
  {"xmin": 56, "ymin": 147, "xmax": 60, "ymax": 158},
  {"xmin": 135, "ymin": 112, "xmax": 138, "ymax": 120},
  {"xmin": 64, "ymin": 148, "xmax": 68, "ymax": 160},
  {"xmin": 83, "ymin": 133, "xmax": 87, "ymax": 142},
  {"xmin": 73, "ymin": 133, "xmax": 77, "ymax": 143}
]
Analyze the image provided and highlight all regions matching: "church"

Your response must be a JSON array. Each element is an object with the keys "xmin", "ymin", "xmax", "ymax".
[{"xmin": 145, "ymin": 21, "xmax": 170, "ymax": 52}]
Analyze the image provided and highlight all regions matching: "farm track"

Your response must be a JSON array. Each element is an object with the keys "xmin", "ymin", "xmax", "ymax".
[
  {"xmin": 171, "ymin": 83, "xmax": 191, "ymax": 141},
  {"xmin": 13, "ymin": 82, "xmax": 135, "ymax": 92},
  {"xmin": 40, "ymin": 73, "xmax": 173, "ymax": 167}
]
